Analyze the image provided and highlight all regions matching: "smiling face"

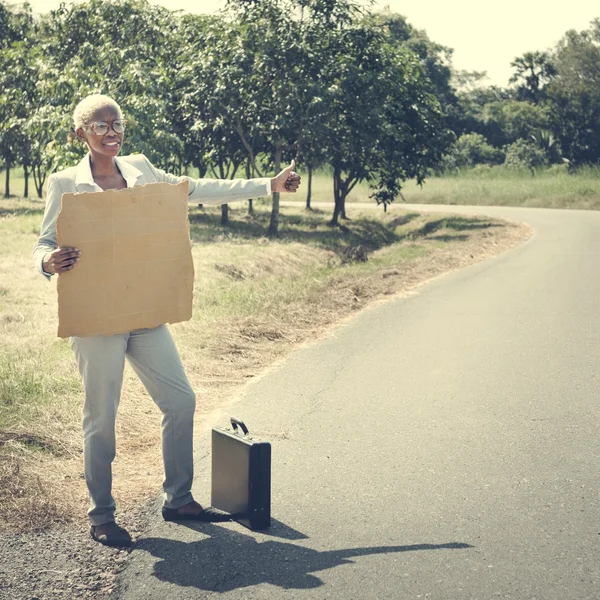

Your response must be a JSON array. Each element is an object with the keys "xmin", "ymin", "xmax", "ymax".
[{"xmin": 76, "ymin": 105, "xmax": 124, "ymax": 160}]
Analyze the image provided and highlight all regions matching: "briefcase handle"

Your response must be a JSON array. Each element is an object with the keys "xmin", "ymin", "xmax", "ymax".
[{"xmin": 230, "ymin": 417, "xmax": 249, "ymax": 435}]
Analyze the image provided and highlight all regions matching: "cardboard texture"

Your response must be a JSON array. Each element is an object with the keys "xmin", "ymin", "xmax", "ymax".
[{"xmin": 56, "ymin": 181, "xmax": 194, "ymax": 338}]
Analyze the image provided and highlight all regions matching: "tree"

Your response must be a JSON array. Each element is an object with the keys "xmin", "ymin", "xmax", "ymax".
[
  {"xmin": 34, "ymin": 0, "xmax": 183, "ymax": 174},
  {"xmin": 438, "ymin": 133, "xmax": 504, "ymax": 172},
  {"xmin": 504, "ymin": 139, "xmax": 547, "ymax": 173},
  {"xmin": 529, "ymin": 129, "xmax": 563, "ymax": 164},
  {"xmin": 170, "ymin": 12, "xmax": 220, "ymax": 180},
  {"xmin": 546, "ymin": 19, "xmax": 600, "ymax": 165},
  {"xmin": 451, "ymin": 74, "xmax": 552, "ymax": 155},
  {"xmin": 293, "ymin": 2, "xmax": 337, "ymax": 211},
  {"xmin": 0, "ymin": 41, "xmax": 43, "ymax": 197},
  {"xmin": 316, "ymin": 9, "xmax": 450, "ymax": 222},
  {"xmin": 450, "ymin": 82, "xmax": 514, "ymax": 148},
  {"xmin": 0, "ymin": 1, "xmax": 34, "ymax": 197},
  {"xmin": 371, "ymin": 10, "xmax": 459, "ymax": 131},
  {"xmin": 481, "ymin": 100, "xmax": 550, "ymax": 147},
  {"xmin": 509, "ymin": 51, "xmax": 557, "ymax": 104},
  {"xmin": 193, "ymin": 0, "xmax": 324, "ymax": 235},
  {"xmin": 173, "ymin": 13, "xmax": 254, "ymax": 225},
  {"xmin": 452, "ymin": 69, "xmax": 489, "ymax": 92}
]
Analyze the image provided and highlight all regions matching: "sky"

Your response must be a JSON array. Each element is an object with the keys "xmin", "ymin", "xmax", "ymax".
[{"xmin": 23, "ymin": 0, "xmax": 600, "ymax": 87}]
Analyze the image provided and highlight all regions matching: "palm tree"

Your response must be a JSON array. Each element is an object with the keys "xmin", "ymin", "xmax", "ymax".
[
  {"xmin": 509, "ymin": 51, "xmax": 557, "ymax": 104},
  {"xmin": 530, "ymin": 128, "xmax": 563, "ymax": 164}
]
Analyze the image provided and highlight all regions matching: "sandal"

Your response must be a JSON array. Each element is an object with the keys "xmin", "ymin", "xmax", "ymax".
[{"xmin": 90, "ymin": 522, "xmax": 132, "ymax": 547}]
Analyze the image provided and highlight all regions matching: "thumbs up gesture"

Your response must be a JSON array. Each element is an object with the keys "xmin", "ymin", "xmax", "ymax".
[{"xmin": 271, "ymin": 160, "xmax": 301, "ymax": 194}]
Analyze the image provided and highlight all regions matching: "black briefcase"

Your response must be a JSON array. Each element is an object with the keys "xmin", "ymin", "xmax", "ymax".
[{"xmin": 211, "ymin": 417, "xmax": 271, "ymax": 530}]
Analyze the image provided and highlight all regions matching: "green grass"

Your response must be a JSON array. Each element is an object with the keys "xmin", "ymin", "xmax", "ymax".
[
  {"xmin": 0, "ymin": 351, "xmax": 81, "ymax": 430},
  {"xmin": 186, "ymin": 204, "xmax": 430, "ymax": 322},
  {"xmin": 188, "ymin": 206, "xmax": 400, "ymax": 252},
  {"xmin": 399, "ymin": 166, "xmax": 600, "ymax": 209},
  {"xmin": 5, "ymin": 163, "xmax": 600, "ymax": 209},
  {"xmin": 0, "ymin": 198, "xmax": 499, "ymax": 434},
  {"xmin": 185, "ymin": 208, "xmax": 498, "ymax": 326},
  {"xmin": 302, "ymin": 165, "xmax": 600, "ymax": 210},
  {"xmin": 0, "ymin": 201, "xmax": 45, "ymax": 257},
  {"xmin": 0, "ymin": 188, "xmax": 525, "ymax": 530}
]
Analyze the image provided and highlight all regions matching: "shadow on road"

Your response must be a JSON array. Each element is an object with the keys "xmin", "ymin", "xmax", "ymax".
[{"xmin": 134, "ymin": 522, "xmax": 472, "ymax": 593}]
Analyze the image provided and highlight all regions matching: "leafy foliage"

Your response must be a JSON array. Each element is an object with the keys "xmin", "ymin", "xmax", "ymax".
[
  {"xmin": 509, "ymin": 51, "xmax": 557, "ymax": 104},
  {"xmin": 546, "ymin": 19, "xmax": 600, "ymax": 166},
  {"xmin": 36, "ymin": 0, "xmax": 182, "ymax": 171},
  {"xmin": 0, "ymin": 2, "xmax": 35, "ymax": 196},
  {"xmin": 503, "ymin": 139, "xmax": 547, "ymax": 172},
  {"xmin": 1, "ymin": 0, "xmax": 599, "ymax": 214},
  {"xmin": 439, "ymin": 133, "xmax": 504, "ymax": 172},
  {"xmin": 481, "ymin": 100, "xmax": 550, "ymax": 147}
]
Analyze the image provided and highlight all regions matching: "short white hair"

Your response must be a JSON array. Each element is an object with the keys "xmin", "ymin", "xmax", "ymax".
[{"xmin": 73, "ymin": 94, "xmax": 123, "ymax": 129}]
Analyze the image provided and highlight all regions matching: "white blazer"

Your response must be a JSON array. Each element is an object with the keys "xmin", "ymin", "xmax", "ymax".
[{"xmin": 33, "ymin": 153, "xmax": 272, "ymax": 279}]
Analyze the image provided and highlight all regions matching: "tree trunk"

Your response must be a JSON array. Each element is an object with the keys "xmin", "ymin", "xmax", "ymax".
[
  {"xmin": 305, "ymin": 164, "xmax": 313, "ymax": 210},
  {"xmin": 268, "ymin": 192, "xmax": 280, "ymax": 236},
  {"xmin": 33, "ymin": 164, "xmax": 45, "ymax": 198},
  {"xmin": 329, "ymin": 166, "xmax": 344, "ymax": 226},
  {"xmin": 195, "ymin": 160, "xmax": 208, "ymax": 178},
  {"xmin": 330, "ymin": 196, "xmax": 343, "ymax": 226},
  {"xmin": 246, "ymin": 162, "xmax": 253, "ymax": 215},
  {"xmin": 341, "ymin": 195, "xmax": 348, "ymax": 220},
  {"xmin": 340, "ymin": 174, "xmax": 349, "ymax": 219},
  {"xmin": 23, "ymin": 164, "xmax": 29, "ymax": 198},
  {"xmin": 217, "ymin": 162, "xmax": 230, "ymax": 225},
  {"xmin": 267, "ymin": 144, "xmax": 282, "ymax": 236},
  {"xmin": 4, "ymin": 164, "xmax": 10, "ymax": 198}
]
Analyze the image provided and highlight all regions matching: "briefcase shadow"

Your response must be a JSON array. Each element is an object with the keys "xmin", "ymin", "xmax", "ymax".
[{"xmin": 244, "ymin": 516, "xmax": 309, "ymax": 540}]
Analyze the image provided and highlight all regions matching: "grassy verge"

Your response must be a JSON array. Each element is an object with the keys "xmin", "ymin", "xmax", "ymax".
[
  {"xmin": 303, "ymin": 166, "xmax": 600, "ymax": 210},
  {"xmin": 0, "ymin": 196, "xmax": 530, "ymax": 531},
  {"xmin": 5, "ymin": 164, "xmax": 600, "ymax": 210}
]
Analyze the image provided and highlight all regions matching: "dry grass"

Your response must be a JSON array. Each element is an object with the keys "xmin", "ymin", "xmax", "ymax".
[{"xmin": 0, "ymin": 198, "xmax": 531, "ymax": 531}]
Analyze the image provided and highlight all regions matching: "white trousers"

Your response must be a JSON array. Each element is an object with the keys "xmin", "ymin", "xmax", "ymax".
[{"xmin": 70, "ymin": 325, "xmax": 196, "ymax": 526}]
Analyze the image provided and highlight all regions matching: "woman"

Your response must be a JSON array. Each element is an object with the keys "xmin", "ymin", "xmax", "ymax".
[{"xmin": 33, "ymin": 94, "xmax": 301, "ymax": 547}]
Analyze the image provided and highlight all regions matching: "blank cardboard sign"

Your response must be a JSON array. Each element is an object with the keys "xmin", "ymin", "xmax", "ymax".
[{"xmin": 56, "ymin": 181, "xmax": 193, "ymax": 338}]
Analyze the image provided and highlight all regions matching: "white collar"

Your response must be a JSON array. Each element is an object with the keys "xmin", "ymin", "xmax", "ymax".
[{"xmin": 74, "ymin": 154, "xmax": 143, "ymax": 190}]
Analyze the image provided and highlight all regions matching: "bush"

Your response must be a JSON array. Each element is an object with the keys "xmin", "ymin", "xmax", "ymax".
[
  {"xmin": 438, "ymin": 133, "xmax": 504, "ymax": 173},
  {"xmin": 504, "ymin": 139, "xmax": 548, "ymax": 172}
]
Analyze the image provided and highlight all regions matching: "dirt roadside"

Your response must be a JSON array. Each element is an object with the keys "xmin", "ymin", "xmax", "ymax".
[{"xmin": 0, "ymin": 213, "xmax": 532, "ymax": 600}]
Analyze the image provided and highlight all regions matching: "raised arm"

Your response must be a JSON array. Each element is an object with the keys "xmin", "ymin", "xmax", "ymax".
[{"xmin": 143, "ymin": 157, "xmax": 300, "ymax": 204}]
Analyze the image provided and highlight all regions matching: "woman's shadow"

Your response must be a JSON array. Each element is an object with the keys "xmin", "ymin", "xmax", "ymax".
[{"xmin": 134, "ymin": 520, "xmax": 472, "ymax": 593}]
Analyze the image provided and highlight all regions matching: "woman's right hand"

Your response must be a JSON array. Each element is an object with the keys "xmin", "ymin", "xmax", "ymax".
[{"xmin": 43, "ymin": 247, "xmax": 81, "ymax": 275}]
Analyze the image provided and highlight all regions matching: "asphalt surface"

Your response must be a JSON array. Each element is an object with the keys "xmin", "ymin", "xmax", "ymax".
[{"xmin": 113, "ymin": 204, "xmax": 600, "ymax": 599}]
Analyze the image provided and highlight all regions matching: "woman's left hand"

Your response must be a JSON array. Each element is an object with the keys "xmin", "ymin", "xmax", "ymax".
[{"xmin": 271, "ymin": 160, "xmax": 301, "ymax": 194}]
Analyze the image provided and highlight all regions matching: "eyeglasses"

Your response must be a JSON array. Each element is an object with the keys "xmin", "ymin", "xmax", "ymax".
[{"xmin": 85, "ymin": 119, "xmax": 127, "ymax": 135}]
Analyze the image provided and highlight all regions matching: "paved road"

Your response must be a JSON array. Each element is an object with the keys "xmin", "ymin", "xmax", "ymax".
[{"xmin": 113, "ymin": 205, "xmax": 599, "ymax": 600}]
